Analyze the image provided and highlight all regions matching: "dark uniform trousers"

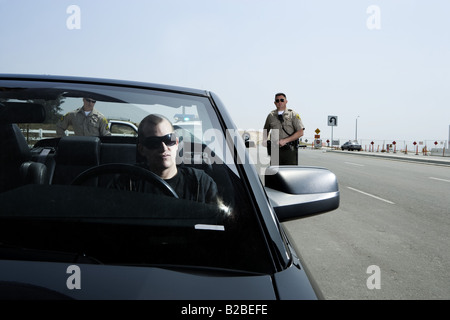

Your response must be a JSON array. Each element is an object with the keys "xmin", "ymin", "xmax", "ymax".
[{"xmin": 270, "ymin": 147, "xmax": 298, "ymax": 165}]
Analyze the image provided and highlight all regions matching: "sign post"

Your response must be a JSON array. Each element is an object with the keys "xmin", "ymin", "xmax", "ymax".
[
  {"xmin": 328, "ymin": 116, "xmax": 338, "ymax": 149},
  {"xmin": 314, "ymin": 128, "xmax": 321, "ymax": 149}
]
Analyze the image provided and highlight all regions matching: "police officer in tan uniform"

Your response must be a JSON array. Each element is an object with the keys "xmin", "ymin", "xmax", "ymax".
[
  {"xmin": 262, "ymin": 93, "xmax": 304, "ymax": 165},
  {"xmin": 56, "ymin": 97, "xmax": 111, "ymax": 137}
]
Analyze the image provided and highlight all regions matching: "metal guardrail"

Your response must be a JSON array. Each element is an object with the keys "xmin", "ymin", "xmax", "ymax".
[
  {"xmin": 21, "ymin": 128, "xmax": 71, "ymax": 142},
  {"xmin": 21, "ymin": 128, "xmax": 135, "ymax": 144}
]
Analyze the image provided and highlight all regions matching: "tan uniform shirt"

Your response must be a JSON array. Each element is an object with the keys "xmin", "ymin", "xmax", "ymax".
[
  {"xmin": 263, "ymin": 109, "xmax": 304, "ymax": 142},
  {"xmin": 56, "ymin": 107, "xmax": 111, "ymax": 137}
]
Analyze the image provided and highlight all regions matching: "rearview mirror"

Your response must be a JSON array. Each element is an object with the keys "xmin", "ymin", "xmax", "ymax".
[
  {"xmin": 0, "ymin": 102, "xmax": 46, "ymax": 124},
  {"xmin": 264, "ymin": 166, "xmax": 339, "ymax": 222}
]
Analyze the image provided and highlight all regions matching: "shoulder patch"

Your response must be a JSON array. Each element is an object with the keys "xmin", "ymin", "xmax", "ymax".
[{"xmin": 296, "ymin": 114, "xmax": 301, "ymax": 120}]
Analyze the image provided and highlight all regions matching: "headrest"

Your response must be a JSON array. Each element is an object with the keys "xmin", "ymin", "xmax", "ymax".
[
  {"xmin": 0, "ymin": 124, "xmax": 31, "ymax": 162},
  {"xmin": 56, "ymin": 136, "xmax": 100, "ymax": 166},
  {"xmin": 0, "ymin": 102, "xmax": 46, "ymax": 124}
]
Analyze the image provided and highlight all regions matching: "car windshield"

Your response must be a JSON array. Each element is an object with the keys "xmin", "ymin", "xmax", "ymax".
[{"xmin": 0, "ymin": 78, "xmax": 273, "ymax": 274}]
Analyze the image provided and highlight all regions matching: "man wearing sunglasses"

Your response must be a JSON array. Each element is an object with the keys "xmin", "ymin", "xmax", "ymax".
[
  {"xmin": 262, "ymin": 93, "xmax": 305, "ymax": 165},
  {"xmin": 56, "ymin": 97, "xmax": 111, "ymax": 137},
  {"xmin": 133, "ymin": 114, "xmax": 218, "ymax": 204}
]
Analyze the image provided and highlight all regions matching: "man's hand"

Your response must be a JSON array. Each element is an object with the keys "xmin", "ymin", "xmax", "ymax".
[{"xmin": 278, "ymin": 138, "xmax": 288, "ymax": 147}]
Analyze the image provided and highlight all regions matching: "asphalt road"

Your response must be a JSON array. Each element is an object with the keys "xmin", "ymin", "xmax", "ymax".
[{"xmin": 249, "ymin": 147, "xmax": 450, "ymax": 300}]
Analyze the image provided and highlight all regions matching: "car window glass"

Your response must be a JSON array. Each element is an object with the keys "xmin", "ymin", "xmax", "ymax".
[{"xmin": 0, "ymin": 80, "xmax": 273, "ymax": 274}]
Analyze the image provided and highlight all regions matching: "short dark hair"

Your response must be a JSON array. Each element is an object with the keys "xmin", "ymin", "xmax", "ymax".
[
  {"xmin": 138, "ymin": 114, "xmax": 174, "ymax": 143},
  {"xmin": 274, "ymin": 93, "xmax": 286, "ymax": 99}
]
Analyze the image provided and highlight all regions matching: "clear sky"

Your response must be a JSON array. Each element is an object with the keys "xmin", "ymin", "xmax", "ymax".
[{"xmin": 1, "ymin": 0, "xmax": 449, "ymax": 145}]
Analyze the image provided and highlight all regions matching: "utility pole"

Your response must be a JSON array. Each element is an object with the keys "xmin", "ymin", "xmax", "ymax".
[{"xmin": 355, "ymin": 116, "xmax": 360, "ymax": 141}]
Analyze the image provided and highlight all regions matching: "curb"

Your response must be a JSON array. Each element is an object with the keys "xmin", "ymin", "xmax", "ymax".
[{"xmin": 326, "ymin": 149, "xmax": 450, "ymax": 167}]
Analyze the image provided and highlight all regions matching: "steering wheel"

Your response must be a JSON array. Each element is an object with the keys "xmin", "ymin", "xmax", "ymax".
[{"xmin": 71, "ymin": 163, "xmax": 179, "ymax": 198}]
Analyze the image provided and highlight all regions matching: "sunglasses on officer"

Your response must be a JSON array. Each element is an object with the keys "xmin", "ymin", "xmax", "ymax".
[
  {"xmin": 275, "ymin": 98, "xmax": 285, "ymax": 103},
  {"xmin": 142, "ymin": 133, "xmax": 177, "ymax": 149}
]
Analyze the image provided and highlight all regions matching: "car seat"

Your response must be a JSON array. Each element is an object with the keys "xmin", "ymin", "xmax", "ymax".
[
  {"xmin": 51, "ymin": 136, "xmax": 101, "ymax": 185},
  {"xmin": 0, "ymin": 124, "xmax": 32, "ymax": 192}
]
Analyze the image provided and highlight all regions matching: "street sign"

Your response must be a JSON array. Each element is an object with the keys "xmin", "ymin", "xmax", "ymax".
[{"xmin": 328, "ymin": 116, "xmax": 338, "ymax": 126}]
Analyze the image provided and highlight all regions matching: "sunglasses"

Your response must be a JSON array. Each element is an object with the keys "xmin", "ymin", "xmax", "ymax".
[
  {"xmin": 142, "ymin": 133, "xmax": 177, "ymax": 149},
  {"xmin": 275, "ymin": 98, "xmax": 285, "ymax": 103},
  {"xmin": 85, "ymin": 98, "xmax": 96, "ymax": 103}
]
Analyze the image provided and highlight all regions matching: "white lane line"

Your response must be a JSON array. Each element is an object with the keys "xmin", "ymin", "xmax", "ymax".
[
  {"xmin": 347, "ymin": 187, "xmax": 395, "ymax": 204},
  {"xmin": 344, "ymin": 162, "xmax": 365, "ymax": 167},
  {"xmin": 429, "ymin": 177, "xmax": 450, "ymax": 183}
]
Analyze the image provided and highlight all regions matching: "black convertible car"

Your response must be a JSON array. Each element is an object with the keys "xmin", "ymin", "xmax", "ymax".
[{"xmin": 0, "ymin": 74, "xmax": 339, "ymax": 300}]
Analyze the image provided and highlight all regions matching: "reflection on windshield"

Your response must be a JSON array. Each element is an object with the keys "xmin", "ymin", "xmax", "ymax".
[{"xmin": 0, "ymin": 80, "xmax": 273, "ymax": 274}]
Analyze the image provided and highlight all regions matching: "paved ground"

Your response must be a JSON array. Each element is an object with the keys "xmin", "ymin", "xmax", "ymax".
[{"xmin": 324, "ymin": 148, "xmax": 450, "ymax": 167}]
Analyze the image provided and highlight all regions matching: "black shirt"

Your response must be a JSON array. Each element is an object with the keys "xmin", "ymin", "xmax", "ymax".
[
  {"xmin": 114, "ymin": 164, "xmax": 219, "ymax": 204},
  {"xmin": 165, "ymin": 166, "xmax": 218, "ymax": 203}
]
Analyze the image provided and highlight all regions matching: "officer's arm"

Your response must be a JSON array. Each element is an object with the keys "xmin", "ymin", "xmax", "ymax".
[
  {"xmin": 99, "ymin": 117, "xmax": 111, "ymax": 136},
  {"xmin": 289, "ymin": 128, "xmax": 304, "ymax": 141},
  {"xmin": 292, "ymin": 114, "xmax": 305, "ymax": 139},
  {"xmin": 56, "ymin": 114, "xmax": 70, "ymax": 137}
]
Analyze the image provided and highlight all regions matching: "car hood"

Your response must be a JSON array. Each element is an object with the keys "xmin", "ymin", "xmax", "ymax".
[{"xmin": 0, "ymin": 260, "xmax": 278, "ymax": 300}]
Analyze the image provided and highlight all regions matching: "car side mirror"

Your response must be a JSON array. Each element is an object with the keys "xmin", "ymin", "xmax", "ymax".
[{"xmin": 264, "ymin": 166, "xmax": 339, "ymax": 222}]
